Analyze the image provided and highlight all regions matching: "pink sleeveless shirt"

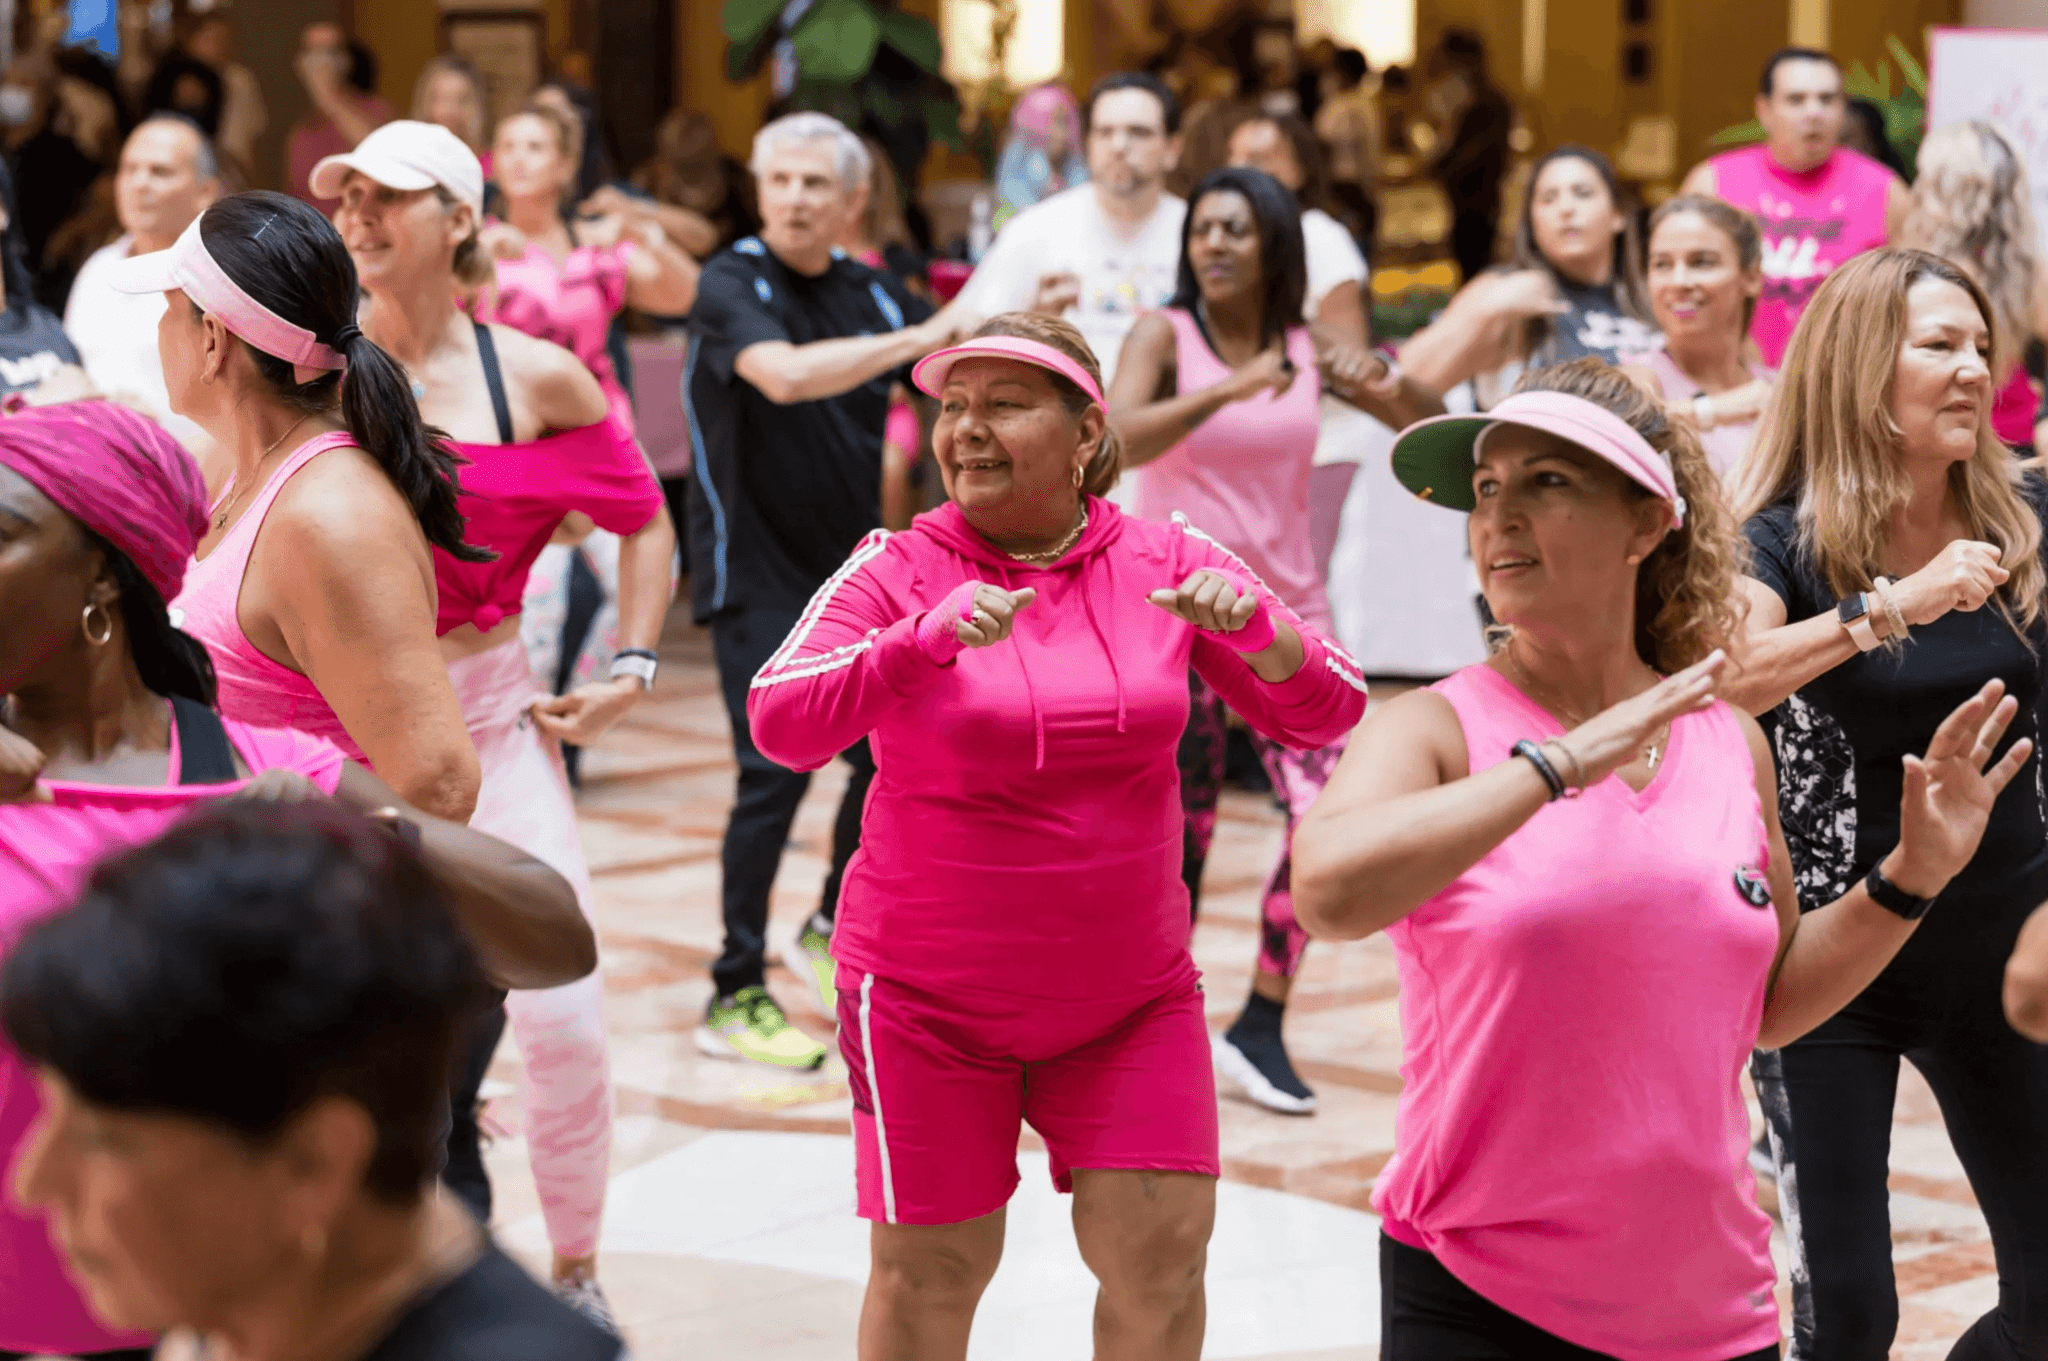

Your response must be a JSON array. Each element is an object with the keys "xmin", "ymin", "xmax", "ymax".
[
  {"xmin": 1373, "ymin": 663, "xmax": 1782, "ymax": 1361},
  {"xmin": 1134, "ymin": 309, "xmax": 1330, "ymax": 633},
  {"xmin": 171, "ymin": 433, "xmax": 371, "ymax": 762},
  {"xmin": 436, "ymin": 408, "xmax": 665, "ymax": 637},
  {"xmin": 480, "ymin": 237, "xmax": 638, "ymax": 428},
  {"xmin": 0, "ymin": 718, "xmax": 343, "ymax": 1356},
  {"xmin": 1710, "ymin": 144, "xmax": 1895, "ymax": 366}
]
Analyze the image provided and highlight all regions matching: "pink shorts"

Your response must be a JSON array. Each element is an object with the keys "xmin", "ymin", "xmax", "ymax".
[{"xmin": 835, "ymin": 966, "xmax": 1220, "ymax": 1225}]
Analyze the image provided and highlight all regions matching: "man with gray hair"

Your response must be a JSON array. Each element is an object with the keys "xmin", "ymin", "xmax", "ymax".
[
  {"xmin": 687, "ymin": 110, "xmax": 971, "ymax": 1067},
  {"xmin": 63, "ymin": 111, "xmax": 221, "ymax": 450}
]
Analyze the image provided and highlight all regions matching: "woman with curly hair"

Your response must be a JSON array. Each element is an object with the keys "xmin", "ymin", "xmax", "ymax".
[
  {"xmin": 1900, "ymin": 118, "xmax": 2048, "ymax": 451},
  {"xmin": 1292, "ymin": 354, "xmax": 2029, "ymax": 1359},
  {"xmin": 1726, "ymin": 246, "xmax": 2048, "ymax": 1360}
]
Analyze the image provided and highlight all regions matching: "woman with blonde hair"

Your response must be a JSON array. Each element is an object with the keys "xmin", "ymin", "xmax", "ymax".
[
  {"xmin": 1726, "ymin": 246, "xmax": 2048, "ymax": 1360},
  {"xmin": 1900, "ymin": 118, "xmax": 2048, "ymax": 450},
  {"xmin": 411, "ymin": 53, "xmax": 489, "ymax": 162},
  {"xmin": 1294, "ymin": 354, "xmax": 2027, "ymax": 1358}
]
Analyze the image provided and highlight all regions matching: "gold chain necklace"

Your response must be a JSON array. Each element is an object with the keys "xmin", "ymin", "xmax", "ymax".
[
  {"xmin": 213, "ymin": 413, "xmax": 315, "ymax": 531},
  {"xmin": 1500, "ymin": 649, "xmax": 1668, "ymax": 771},
  {"xmin": 1006, "ymin": 509, "xmax": 1088, "ymax": 564}
]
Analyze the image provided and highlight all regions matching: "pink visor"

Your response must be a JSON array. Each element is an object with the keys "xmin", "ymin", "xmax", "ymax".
[
  {"xmin": 105, "ymin": 216, "xmax": 347, "ymax": 384},
  {"xmin": 912, "ymin": 335, "xmax": 1105, "ymax": 407},
  {"xmin": 1390, "ymin": 389, "xmax": 1686, "ymax": 525}
]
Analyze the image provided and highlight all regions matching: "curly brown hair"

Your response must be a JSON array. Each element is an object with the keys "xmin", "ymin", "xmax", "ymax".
[
  {"xmin": 1512, "ymin": 357, "xmax": 1747, "ymax": 671},
  {"xmin": 968, "ymin": 313, "xmax": 1124, "ymax": 497}
]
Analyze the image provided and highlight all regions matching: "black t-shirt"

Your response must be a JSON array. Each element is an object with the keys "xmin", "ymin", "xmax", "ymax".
[
  {"xmin": 684, "ymin": 237, "xmax": 932, "ymax": 623},
  {"xmin": 0, "ymin": 303, "xmax": 79, "ymax": 394},
  {"xmin": 355, "ymin": 1245, "xmax": 623, "ymax": 1361},
  {"xmin": 1546, "ymin": 280, "xmax": 1660, "ymax": 366},
  {"xmin": 1744, "ymin": 491, "xmax": 2048, "ymax": 919}
]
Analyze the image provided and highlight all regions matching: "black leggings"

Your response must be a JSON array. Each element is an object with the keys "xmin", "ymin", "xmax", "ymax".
[
  {"xmin": 1380, "ymin": 1233, "xmax": 1780, "ymax": 1360},
  {"xmin": 1754, "ymin": 932, "xmax": 2048, "ymax": 1361}
]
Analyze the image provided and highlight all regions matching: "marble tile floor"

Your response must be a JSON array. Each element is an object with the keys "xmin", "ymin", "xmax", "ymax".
[{"xmin": 468, "ymin": 617, "xmax": 1999, "ymax": 1361}]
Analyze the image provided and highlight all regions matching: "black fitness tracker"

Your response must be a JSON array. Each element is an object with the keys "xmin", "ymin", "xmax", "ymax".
[{"xmin": 1865, "ymin": 863, "xmax": 1936, "ymax": 920}]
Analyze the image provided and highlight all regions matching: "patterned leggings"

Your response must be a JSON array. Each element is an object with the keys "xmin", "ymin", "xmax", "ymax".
[{"xmin": 1179, "ymin": 670, "xmax": 1347, "ymax": 979}]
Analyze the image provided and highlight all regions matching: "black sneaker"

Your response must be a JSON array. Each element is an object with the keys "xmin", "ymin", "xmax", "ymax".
[{"xmin": 1213, "ymin": 1025, "xmax": 1316, "ymax": 1115}]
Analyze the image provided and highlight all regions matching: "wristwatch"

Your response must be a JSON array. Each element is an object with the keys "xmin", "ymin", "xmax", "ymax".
[
  {"xmin": 609, "ymin": 648, "xmax": 659, "ymax": 690},
  {"xmin": 1865, "ymin": 863, "xmax": 1936, "ymax": 920},
  {"xmin": 1837, "ymin": 592, "xmax": 1880, "ymax": 652}
]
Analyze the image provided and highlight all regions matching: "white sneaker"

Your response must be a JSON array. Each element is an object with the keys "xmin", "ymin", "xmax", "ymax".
[
  {"xmin": 1212, "ymin": 1031, "xmax": 1317, "ymax": 1115},
  {"xmin": 780, "ymin": 913, "xmax": 837, "ymax": 1013}
]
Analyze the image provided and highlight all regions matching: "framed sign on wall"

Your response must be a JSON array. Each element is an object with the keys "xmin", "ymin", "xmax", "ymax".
[{"xmin": 440, "ymin": 7, "xmax": 544, "ymax": 130}]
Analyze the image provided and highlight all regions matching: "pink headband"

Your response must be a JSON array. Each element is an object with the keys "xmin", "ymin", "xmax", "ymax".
[
  {"xmin": 106, "ymin": 217, "xmax": 348, "ymax": 385},
  {"xmin": 911, "ymin": 335, "xmax": 1105, "ymax": 407}
]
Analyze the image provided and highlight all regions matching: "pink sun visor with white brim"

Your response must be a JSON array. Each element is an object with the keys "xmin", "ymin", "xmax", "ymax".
[
  {"xmin": 912, "ymin": 335, "xmax": 1106, "ymax": 407},
  {"xmin": 105, "ymin": 215, "xmax": 346, "ymax": 385},
  {"xmin": 1389, "ymin": 389, "xmax": 1687, "ymax": 526}
]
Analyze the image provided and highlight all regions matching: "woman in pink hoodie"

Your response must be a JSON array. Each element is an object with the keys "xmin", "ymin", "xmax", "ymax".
[{"xmin": 746, "ymin": 312, "xmax": 1366, "ymax": 1360}]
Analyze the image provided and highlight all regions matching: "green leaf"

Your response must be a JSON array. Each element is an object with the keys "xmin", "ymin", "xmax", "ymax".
[
  {"xmin": 1887, "ymin": 34, "xmax": 1927, "ymax": 97},
  {"xmin": 1706, "ymin": 118, "xmax": 1766, "ymax": 148},
  {"xmin": 789, "ymin": 0, "xmax": 880, "ymax": 84},
  {"xmin": 876, "ymin": 9, "xmax": 943, "ymax": 73},
  {"xmin": 723, "ymin": 0, "xmax": 786, "ymax": 46}
]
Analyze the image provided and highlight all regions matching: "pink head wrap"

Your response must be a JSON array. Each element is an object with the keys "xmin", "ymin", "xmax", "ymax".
[
  {"xmin": 104, "ymin": 215, "xmax": 348, "ymax": 385},
  {"xmin": 912, "ymin": 335, "xmax": 1106, "ymax": 407},
  {"xmin": 1010, "ymin": 85, "xmax": 1081, "ymax": 147},
  {"xmin": 0, "ymin": 401, "xmax": 210, "ymax": 603}
]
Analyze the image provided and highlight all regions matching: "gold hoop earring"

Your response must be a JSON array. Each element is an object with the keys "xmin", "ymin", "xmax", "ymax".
[
  {"xmin": 81, "ymin": 602, "xmax": 113, "ymax": 646},
  {"xmin": 1072, "ymin": 463, "xmax": 1085, "ymax": 489}
]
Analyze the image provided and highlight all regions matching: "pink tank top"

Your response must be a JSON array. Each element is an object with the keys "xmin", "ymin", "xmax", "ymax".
[
  {"xmin": 1373, "ymin": 663, "xmax": 1781, "ymax": 1361},
  {"xmin": 480, "ymin": 235, "xmax": 638, "ymax": 427},
  {"xmin": 1711, "ymin": 144, "xmax": 1895, "ymax": 366},
  {"xmin": 170, "ymin": 433, "xmax": 371, "ymax": 762},
  {"xmin": 1135, "ymin": 309, "xmax": 1330, "ymax": 633}
]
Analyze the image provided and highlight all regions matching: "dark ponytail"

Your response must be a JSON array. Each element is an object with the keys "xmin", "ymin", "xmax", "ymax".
[
  {"xmin": 196, "ymin": 192, "xmax": 492, "ymax": 564},
  {"xmin": 81, "ymin": 529, "xmax": 218, "ymax": 706}
]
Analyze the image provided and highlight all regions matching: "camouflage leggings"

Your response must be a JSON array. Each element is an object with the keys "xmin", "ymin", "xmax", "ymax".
[{"xmin": 1178, "ymin": 670, "xmax": 1348, "ymax": 979}]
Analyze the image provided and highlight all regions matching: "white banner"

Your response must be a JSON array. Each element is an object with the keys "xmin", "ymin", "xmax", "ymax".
[{"xmin": 1926, "ymin": 25, "xmax": 2048, "ymax": 258}]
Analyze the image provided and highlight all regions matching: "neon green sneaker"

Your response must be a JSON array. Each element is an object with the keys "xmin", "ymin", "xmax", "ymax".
[
  {"xmin": 694, "ymin": 986, "xmax": 828, "ymax": 1069},
  {"xmin": 780, "ymin": 912, "xmax": 837, "ymax": 1012}
]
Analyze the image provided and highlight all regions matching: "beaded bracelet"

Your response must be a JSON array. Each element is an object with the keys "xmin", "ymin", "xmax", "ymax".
[{"xmin": 1512, "ymin": 739, "xmax": 1566, "ymax": 801}]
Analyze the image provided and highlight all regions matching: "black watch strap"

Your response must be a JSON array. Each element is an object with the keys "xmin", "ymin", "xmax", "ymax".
[{"xmin": 1865, "ymin": 863, "xmax": 1936, "ymax": 920}]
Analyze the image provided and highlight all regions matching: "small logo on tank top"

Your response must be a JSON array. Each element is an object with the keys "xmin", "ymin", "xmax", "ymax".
[
  {"xmin": 1733, "ymin": 865, "xmax": 1772, "ymax": 908},
  {"xmin": 168, "ymin": 606, "xmax": 185, "ymax": 630}
]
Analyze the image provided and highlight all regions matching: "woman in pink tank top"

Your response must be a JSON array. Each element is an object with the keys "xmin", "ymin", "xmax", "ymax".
[
  {"xmin": 1900, "ymin": 120, "xmax": 2047, "ymax": 449},
  {"xmin": 1290, "ymin": 361, "xmax": 2027, "ymax": 1360},
  {"xmin": 1107, "ymin": 166, "xmax": 1440, "ymax": 1117},
  {"xmin": 105, "ymin": 191, "xmax": 484, "ymax": 824},
  {"xmin": 0, "ymin": 400, "xmax": 594, "ymax": 1361},
  {"xmin": 335, "ymin": 121, "xmax": 677, "ymax": 1326}
]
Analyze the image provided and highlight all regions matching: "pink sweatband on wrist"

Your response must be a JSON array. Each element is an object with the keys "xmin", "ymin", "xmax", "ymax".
[
  {"xmin": 916, "ymin": 581, "xmax": 982, "ymax": 664},
  {"xmin": 884, "ymin": 399, "xmax": 920, "ymax": 453},
  {"xmin": 1195, "ymin": 569, "xmax": 1278, "ymax": 653}
]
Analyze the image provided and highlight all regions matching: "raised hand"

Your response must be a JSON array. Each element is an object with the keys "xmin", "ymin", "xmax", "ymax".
[
  {"xmin": 1148, "ymin": 568, "xmax": 1263, "ymax": 636},
  {"xmin": 1886, "ymin": 679, "xmax": 2032, "ymax": 896},
  {"xmin": 1031, "ymin": 271, "xmax": 1082, "ymax": 316},
  {"xmin": 1549, "ymin": 649, "xmax": 1729, "ymax": 788},
  {"xmin": 1228, "ymin": 346, "xmax": 1296, "ymax": 403},
  {"xmin": 1892, "ymin": 540, "xmax": 2008, "ymax": 627}
]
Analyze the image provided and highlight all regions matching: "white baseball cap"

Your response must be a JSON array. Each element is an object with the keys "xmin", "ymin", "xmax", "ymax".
[{"xmin": 309, "ymin": 119, "xmax": 484, "ymax": 214}]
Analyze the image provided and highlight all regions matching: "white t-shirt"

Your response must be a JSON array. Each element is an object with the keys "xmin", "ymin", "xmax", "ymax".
[
  {"xmin": 65, "ymin": 236, "xmax": 208, "ymax": 450},
  {"xmin": 960, "ymin": 184, "xmax": 1186, "ymax": 390},
  {"xmin": 1298, "ymin": 207, "xmax": 1378, "ymax": 468}
]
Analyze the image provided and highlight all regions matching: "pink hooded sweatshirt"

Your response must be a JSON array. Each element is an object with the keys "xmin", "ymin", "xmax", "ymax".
[{"xmin": 747, "ymin": 497, "xmax": 1367, "ymax": 1005}]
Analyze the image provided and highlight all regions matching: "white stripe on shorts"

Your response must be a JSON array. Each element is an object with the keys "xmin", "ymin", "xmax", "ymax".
[{"xmin": 858, "ymin": 972, "xmax": 898, "ymax": 1224}]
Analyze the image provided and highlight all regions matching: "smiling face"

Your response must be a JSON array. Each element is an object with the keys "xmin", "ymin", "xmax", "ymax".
[
  {"xmin": 933, "ymin": 357, "xmax": 1100, "ymax": 523},
  {"xmin": 1528, "ymin": 156, "xmax": 1625, "ymax": 285},
  {"xmin": 1186, "ymin": 188, "xmax": 1264, "ymax": 310},
  {"xmin": 1469, "ymin": 426, "xmax": 1673, "ymax": 634},
  {"xmin": 333, "ymin": 170, "xmax": 468, "ymax": 294},
  {"xmin": 492, "ymin": 112, "xmax": 573, "ymax": 204},
  {"xmin": 1646, "ymin": 210, "xmax": 1758, "ymax": 345},
  {"xmin": 1890, "ymin": 276, "xmax": 1993, "ymax": 466}
]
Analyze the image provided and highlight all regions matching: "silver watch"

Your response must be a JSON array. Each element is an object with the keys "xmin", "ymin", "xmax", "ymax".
[{"xmin": 609, "ymin": 650, "xmax": 658, "ymax": 689}]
